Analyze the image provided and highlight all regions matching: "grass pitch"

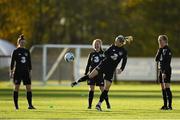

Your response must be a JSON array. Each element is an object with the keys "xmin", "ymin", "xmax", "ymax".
[{"xmin": 0, "ymin": 82, "xmax": 180, "ymax": 120}]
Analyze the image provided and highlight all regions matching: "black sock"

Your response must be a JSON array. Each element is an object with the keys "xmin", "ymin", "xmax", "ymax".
[
  {"xmin": 162, "ymin": 89, "xmax": 167, "ymax": 107},
  {"xmin": 104, "ymin": 90, "xmax": 110, "ymax": 106},
  {"xmin": 166, "ymin": 88, "xmax": 172, "ymax": 107},
  {"xmin": 88, "ymin": 91, "xmax": 94, "ymax": 107},
  {"xmin": 78, "ymin": 75, "xmax": 89, "ymax": 83},
  {"xmin": 99, "ymin": 90, "xmax": 108, "ymax": 103},
  {"xmin": 27, "ymin": 91, "xmax": 33, "ymax": 107},
  {"xmin": 13, "ymin": 91, "xmax": 18, "ymax": 109}
]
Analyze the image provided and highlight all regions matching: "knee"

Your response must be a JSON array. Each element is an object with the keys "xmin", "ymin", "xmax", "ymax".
[
  {"xmin": 165, "ymin": 84, "xmax": 170, "ymax": 88},
  {"xmin": 104, "ymin": 87, "xmax": 109, "ymax": 91},
  {"xmin": 160, "ymin": 84, "xmax": 166, "ymax": 90},
  {"xmin": 14, "ymin": 85, "xmax": 20, "ymax": 91},
  {"xmin": 27, "ymin": 89, "xmax": 31, "ymax": 92},
  {"xmin": 26, "ymin": 86, "xmax": 32, "ymax": 92},
  {"xmin": 104, "ymin": 85, "xmax": 110, "ymax": 91},
  {"xmin": 99, "ymin": 86, "xmax": 104, "ymax": 92},
  {"xmin": 89, "ymin": 86, "xmax": 95, "ymax": 91},
  {"xmin": 89, "ymin": 89, "xmax": 94, "ymax": 92}
]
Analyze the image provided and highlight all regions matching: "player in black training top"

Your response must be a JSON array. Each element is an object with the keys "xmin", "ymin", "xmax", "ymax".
[
  {"xmin": 72, "ymin": 35, "xmax": 128, "ymax": 111},
  {"xmin": 10, "ymin": 34, "xmax": 35, "ymax": 110},
  {"xmin": 155, "ymin": 35, "xmax": 173, "ymax": 110},
  {"xmin": 85, "ymin": 39, "xmax": 110, "ymax": 109}
]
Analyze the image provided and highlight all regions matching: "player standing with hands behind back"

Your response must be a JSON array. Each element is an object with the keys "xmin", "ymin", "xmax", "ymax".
[
  {"xmin": 155, "ymin": 35, "xmax": 173, "ymax": 110},
  {"xmin": 10, "ymin": 34, "xmax": 35, "ymax": 110}
]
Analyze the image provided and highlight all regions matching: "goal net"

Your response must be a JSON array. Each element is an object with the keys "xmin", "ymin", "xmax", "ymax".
[{"xmin": 30, "ymin": 44, "xmax": 108, "ymax": 85}]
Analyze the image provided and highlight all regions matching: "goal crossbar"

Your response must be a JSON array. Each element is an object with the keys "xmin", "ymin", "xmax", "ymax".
[{"xmin": 30, "ymin": 44, "xmax": 109, "ymax": 84}]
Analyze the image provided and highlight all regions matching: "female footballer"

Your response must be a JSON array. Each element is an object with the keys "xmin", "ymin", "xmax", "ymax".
[
  {"xmin": 72, "ymin": 35, "xmax": 128, "ymax": 111},
  {"xmin": 155, "ymin": 35, "xmax": 173, "ymax": 110},
  {"xmin": 84, "ymin": 39, "xmax": 110, "ymax": 109},
  {"xmin": 10, "ymin": 34, "xmax": 35, "ymax": 110}
]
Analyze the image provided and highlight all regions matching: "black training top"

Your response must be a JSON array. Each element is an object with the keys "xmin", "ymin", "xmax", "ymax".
[
  {"xmin": 85, "ymin": 50, "xmax": 104, "ymax": 75},
  {"xmin": 10, "ymin": 47, "xmax": 32, "ymax": 73},
  {"xmin": 155, "ymin": 45, "xmax": 172, "ymax": 73},
  {"xmin": 102, "ymin": 44, "xmax": 127, "ymax": 71}
]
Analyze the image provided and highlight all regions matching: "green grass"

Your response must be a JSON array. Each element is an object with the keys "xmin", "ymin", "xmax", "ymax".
[{"xmin": 0, "ymin": 82, "xmax": 180, "ymax": 120}]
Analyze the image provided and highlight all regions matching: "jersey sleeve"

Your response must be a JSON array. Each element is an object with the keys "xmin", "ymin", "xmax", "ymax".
[
  {"xmin": 84, "ymin": 53, "xmax": 92, "ymax": 75},
  {"xmin": 104, "ymin": 46, "xmax": 112, "ymax": 58},
  {"xmin": 161, "ymin": 49, "xmax": 172, "ymax": 73},
  {"xmin": 120, "ymin": 50, "xmax": 127, "ymax": 71},
  {"xmin": 28, "ymin": 50, "xmax": 32, "ymax": 70},
  {"xmin": 155, "ymin": 48, "xmax": 163, "ymax": 62},
  {"xmin": 10, "ymin": 50, "xmax": 16, "ymax": 71}
]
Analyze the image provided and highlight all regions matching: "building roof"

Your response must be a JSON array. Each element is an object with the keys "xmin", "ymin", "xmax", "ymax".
[{"xmin": 0, "ymin": 39, "xmax": 16, "ymax": 56}]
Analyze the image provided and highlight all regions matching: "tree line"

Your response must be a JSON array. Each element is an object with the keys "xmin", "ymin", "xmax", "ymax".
[{"xmin": 0, "ymin": 0, "xmax": 180, "ymax": 56}]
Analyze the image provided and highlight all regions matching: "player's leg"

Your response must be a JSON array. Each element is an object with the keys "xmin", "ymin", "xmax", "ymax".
[
  {"xmin": 96, "ymin": 80, "xmax": 112, "ymax": 111},
  {"xmin": 99, "ymin": 86, "xmax": 111, "ymax": 109},
  {"xmin": 160, "ymin": 83, "xmax": 168, "ymax": 110},
  {"xmin": 71, "ymin": 69, "xmax": 99, "ymax": 87},
  {"xmin": 13, "ymin": 84, "xmax": 20, "ymax": 110},
  {"xmin": 88, "ymin": 85, "xmax": 95, "ymax": 109},
  {"xmin": 165, "ymin": 83, "xmax": 172, "ymax": 110},
  {"xmin": 24, "ymin": 75, "xmax": 35, "ymax": 109},
  {"xmin": 165, "ymin": 73, "xmax": 172, "ymax": 110},
  {"xmin": 165, "ymin": 70, "xmax": 172, "ymax": 110},
  {"xmin": 159, "ymin": 71, "xmax": 168, "ymax": 110},
  {"xmin": 25, "ymin": 84, "xmax": 35, "ymax": 109}
]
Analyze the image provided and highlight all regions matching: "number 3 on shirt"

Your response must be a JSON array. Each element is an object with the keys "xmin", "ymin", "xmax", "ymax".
[
  {"xmin": 21, "ymin": 57, "xmax": 26, "ymax": 63},
  {"xmin": 94, "ymin": 56, "xmax": 100, "ymax": 63}
]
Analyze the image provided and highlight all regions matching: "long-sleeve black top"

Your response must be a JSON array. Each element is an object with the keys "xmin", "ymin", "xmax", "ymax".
[
  {"xmin": 10, "ymin": 47, "xmax": 32, "ymax": 73},
  {"xmin": 84, "ymin": 50, "xmax": 104, "ymax": 75},
  {"xmin": 102, "ymin": 44, "xmax": 127, "ymax": 71},
  {"xmin": 155, "ymin": 45, "xmax": 172, "ymax": 73}
]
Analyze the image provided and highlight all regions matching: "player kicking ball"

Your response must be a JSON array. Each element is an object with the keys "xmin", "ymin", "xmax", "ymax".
[
  {"xmin": 155, "ymin": 35, "xmax": 173, "ymax": 110},
  {"xmin": 10, "ymin": 34, "xmax": 35, "ymax": 110},
  {"xmin": 72, "ymin": 35, "xmax": 128, "ymax": 111}
]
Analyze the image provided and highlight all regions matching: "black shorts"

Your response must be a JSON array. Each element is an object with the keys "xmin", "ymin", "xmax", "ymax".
[
  {"xmin": 13, "ymin": 72, "xmax": 31, "ymax": 85},
  {"xmin": 159, "ymin": 69, "xmax": 171, "ymax": 83},
  {"xmin": 95, "ymin": 63, "xmax": 114, "ymax": 83},
  {"xmin": 87, "ymin": 73, "xmax": 104, "ymax": 86}
]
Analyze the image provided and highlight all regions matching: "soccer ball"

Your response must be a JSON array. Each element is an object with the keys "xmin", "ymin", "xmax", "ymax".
[{"xmin": 64, "ymin": 52, "xmax": 74, "ymax": 62}]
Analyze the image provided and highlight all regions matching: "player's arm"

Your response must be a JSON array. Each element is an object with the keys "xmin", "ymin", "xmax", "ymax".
[
  {"xmin": 84, "ymin": 53, "xmax": 91, "ymax": 75},
  {"xmin": 28, "ymin": 50, "xmax": 32, "ymax": 70},
  {"xmin": 120, "ymin": 50, "xmax": 127, "ymax": 71},
  {"xmin": 117, "ymin": 50, "xmax": 127, "ymax": 74},
  {"xmin": 161, "ymin": 49, "xmax": 172, "ymax": 74},
  {"xmin": 28, "ymin": 50, "xmax": 32, "ymax": 78},
  {"xmin": 155, "ymin": 48, "xmax": 163, "ymax": 62},
  {"xmin": 10, "ymin": 51, "xmax": 15, "ymax": 78},
  {"xmin": 155, "ymin": 48, "xmax": 163, "ymax": 82},
  {"xmin": 104, "ymin": 46, "xmax": 112, "ymax": 58}
]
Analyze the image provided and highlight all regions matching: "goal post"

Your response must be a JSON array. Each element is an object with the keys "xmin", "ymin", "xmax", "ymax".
[
  {"xmin": 30, "ymin": 44, "xmax": 109, "ymax": 85},
  {"xmin": 30, "ymin": 44, "xmax": 180, "ymax": 85}
]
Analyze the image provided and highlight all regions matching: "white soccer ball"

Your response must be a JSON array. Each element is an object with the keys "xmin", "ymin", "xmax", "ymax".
[{"xmin": 64, "ymin": 52, "xmax": 75, "ymax": 62}]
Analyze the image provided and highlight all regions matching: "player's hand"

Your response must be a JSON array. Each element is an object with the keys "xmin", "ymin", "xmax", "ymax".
[
  {"xmin": 9, "ymin": 71, "xmax": 14, "ymax": 78},
  {"xmin": 116, "ymin": 69, "xmax": 123, "ymax": 74},
  {"xmin": 158, "ymin": 48, "xmax": 163, "ymax": 52},
  {"xmin": 162, "ymin": 73, "xmax": 166, "ymax": 80}
]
